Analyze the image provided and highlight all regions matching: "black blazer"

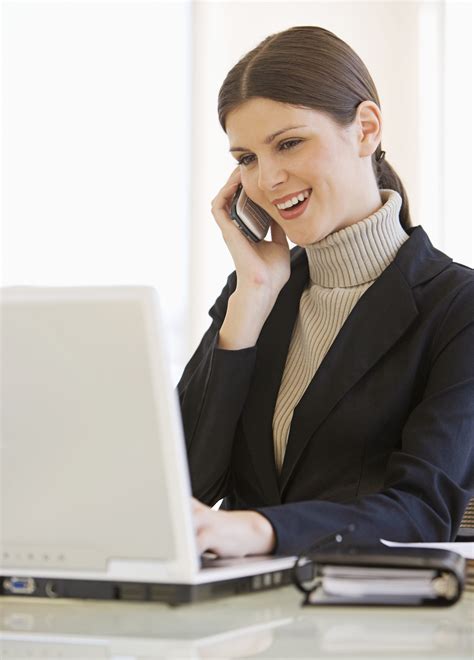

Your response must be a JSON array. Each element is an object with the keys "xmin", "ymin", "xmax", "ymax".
[{"xmin": 177, "ymin": 226, "xmax": 474, "ymax": 554}]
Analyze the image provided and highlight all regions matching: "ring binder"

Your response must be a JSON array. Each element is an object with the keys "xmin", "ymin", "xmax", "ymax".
[{"xmin": 292, "ymin": 544, "xmax": 466, "ymax": 607}]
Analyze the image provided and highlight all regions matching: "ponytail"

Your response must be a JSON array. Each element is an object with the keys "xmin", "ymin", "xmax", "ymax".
[{"xmin": 374, "ymin": 146, "xmax": 412, "ymax": 230}]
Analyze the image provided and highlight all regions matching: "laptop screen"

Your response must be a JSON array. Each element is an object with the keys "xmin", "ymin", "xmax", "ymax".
[{"xmin": 1, "ymin": 287, "xmax": 186, "ymax": 572}]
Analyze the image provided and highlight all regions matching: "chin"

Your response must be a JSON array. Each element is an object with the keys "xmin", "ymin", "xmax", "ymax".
[
  {"xmin": 290, "ymin": 231, "xmax": 324, "ymax": 248},
  {"xmin": 284, "ymin": 216, "xmax": 328, "ymax": 247}
]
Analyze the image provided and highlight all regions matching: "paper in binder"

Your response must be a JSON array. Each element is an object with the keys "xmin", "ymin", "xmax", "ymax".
[{"xmin": 292, "ymin": 545, "xmax": 466, "ymax": 607}]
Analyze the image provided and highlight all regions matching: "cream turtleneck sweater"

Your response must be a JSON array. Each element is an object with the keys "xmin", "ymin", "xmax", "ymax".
[{"xmin": 272, "ymin": 189, "xmax": 409, "ymax": 471}]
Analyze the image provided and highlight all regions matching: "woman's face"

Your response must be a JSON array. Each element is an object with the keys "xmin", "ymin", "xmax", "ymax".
[{"xmin": 226, "ymin": 97, "xmax": 382, "ymax": 246}]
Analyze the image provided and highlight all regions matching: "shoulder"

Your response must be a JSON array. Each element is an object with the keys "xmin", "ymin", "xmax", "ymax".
[
  {"xmin": 428, "ymin": 267, "xmax": 474, "ymax": 347},
  {"xmin": 394, "ymin": 225, "xmax": 473, "ymax": 308},
  {"xmin": 397, "ymin": 229, "xmax": 474, "ymax": 351}
]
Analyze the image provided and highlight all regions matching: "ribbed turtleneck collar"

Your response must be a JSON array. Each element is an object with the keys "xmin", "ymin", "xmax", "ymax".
[{"xmin": 305, "ymin": 189, "xmax": 409, "ymax": 288}]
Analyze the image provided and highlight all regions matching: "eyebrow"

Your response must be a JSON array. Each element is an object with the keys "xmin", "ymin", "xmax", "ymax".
[{"xmin": 229, "ymin": 125, "xmax": 308, "ymax": 152}]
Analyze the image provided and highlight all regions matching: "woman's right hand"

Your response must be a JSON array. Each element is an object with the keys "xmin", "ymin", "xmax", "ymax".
[{"xmin": 210, "ymin": 167, "xmax": 292, "ymax": 349}]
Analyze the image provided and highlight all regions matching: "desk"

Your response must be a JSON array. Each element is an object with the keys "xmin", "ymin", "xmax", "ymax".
[{"xmin": 1, "ymin": 588, "xmax": 473, "ymax": 659}]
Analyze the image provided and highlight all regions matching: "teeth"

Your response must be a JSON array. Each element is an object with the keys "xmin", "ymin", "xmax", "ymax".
[{"xmin": 277, "ymin": 189, "xmax": 310, "ymax": 210}]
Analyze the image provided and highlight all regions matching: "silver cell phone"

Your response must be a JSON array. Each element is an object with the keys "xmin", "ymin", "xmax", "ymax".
[{"xmin": 230, "ymin": 184, "xmax": 272, "ymax": 242}]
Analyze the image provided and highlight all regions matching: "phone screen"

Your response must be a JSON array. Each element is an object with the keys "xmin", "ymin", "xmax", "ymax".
[{"xmin": 230, "ymin": 184, "xmax": 272, "ymax": 242}]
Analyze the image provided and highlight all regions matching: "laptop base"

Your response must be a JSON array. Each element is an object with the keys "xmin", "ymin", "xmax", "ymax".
[{"xmin": 1, "ymin": 569, "xmax": 294, "ymax": 605}]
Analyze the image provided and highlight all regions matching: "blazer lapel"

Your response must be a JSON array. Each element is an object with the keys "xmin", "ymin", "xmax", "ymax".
[
  {"xmin": 240, "ymin": 225, "xmax": 452, "ymax": 503},
  {"xmin": 278, "ymin": 260, "xmax": 419, "ymax": 496},
  {"xmin": 240, "ymin": 248, "xmax": 309, "ymax": 505}
]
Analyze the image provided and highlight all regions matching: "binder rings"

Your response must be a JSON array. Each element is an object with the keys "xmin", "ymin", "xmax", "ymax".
[{"xmin": 292, "ymin": 545, "xmax": 466, "ymax": 607}]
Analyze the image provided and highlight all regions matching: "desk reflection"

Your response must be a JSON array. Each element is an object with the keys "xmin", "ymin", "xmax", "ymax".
[{"xmin": 1, "ymin": 587, "xmax": 473, "ymax": 659}]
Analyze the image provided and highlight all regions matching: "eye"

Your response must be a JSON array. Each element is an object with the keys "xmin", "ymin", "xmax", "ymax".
[
  {"xmin": 280, "ymin": 139, "xmax": 301, "ymax": 151},
  {"xmin": 237, "ymin": 154, "xmax": 255, "ymax": 167},
  {"xmin": 236, "ymin": 139, "xmax": 302, "ymax": 167}
]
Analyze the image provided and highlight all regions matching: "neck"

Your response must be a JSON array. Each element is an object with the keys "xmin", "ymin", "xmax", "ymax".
[
  {"xmin": 337, "ymin": 187, "xmax": 383, "ymax": 233},
  {"xmin": 304, "ymin": 189, "xmax": 409, "ymax": 288}
]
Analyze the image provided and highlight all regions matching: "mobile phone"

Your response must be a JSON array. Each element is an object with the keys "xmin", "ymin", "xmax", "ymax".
[{"xmin": 230, "ymin": 184, "xmax": 272, "ymax": 242}]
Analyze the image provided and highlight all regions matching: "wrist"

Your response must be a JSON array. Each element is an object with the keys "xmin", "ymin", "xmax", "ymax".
[
  {"xmin": 217, "ymin": 288, "xmax": 274, "ymax": 350},
  {"xmin": 233, "ymin": 283, "xmax": 277, "ymax": 311},
  {"xmin": 248, "ymin": 511, "xmax": 276, "ymax": 555}
]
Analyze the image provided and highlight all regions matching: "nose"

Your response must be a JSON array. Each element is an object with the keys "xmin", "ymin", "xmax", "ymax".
[{"xmin": 256, "ymin": 158, "xmax": 287, "ymax": 194}]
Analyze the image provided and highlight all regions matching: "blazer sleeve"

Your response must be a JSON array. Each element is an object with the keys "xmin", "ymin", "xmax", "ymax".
[
  {"xmin": 177, "ymin": 270, "xmax": 257, "ymax": 505},
  {"xmin": 256, "ymin": 279, "xmax": 474, "ymax": 555}
]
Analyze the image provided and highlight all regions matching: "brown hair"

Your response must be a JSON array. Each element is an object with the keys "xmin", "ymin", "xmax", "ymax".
[{"xmin": 218, "ymin": 25, "xmax": 412, "ymax": 230}]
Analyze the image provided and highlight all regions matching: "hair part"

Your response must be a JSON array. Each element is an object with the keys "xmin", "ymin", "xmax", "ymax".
[{"xmin": 218, "ymin": 26, "xmax": 412, "ymax": 230}]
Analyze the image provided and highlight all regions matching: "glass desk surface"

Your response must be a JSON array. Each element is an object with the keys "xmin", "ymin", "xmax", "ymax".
[{"xmin": 1, "ymin": 586, "xmax": 473, "ymax": 659}]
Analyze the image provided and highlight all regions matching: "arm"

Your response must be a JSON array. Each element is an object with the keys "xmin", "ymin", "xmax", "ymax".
[
  {"xmin": 257, "ymin": 279, "xmax": 474, "ymax": 554},
  {"xmin": 192, "ymin": 279, "xmax": 474, "ymax": 556},
  {"xmin": 178, "ymin": 167, "xmax": 290, "ymax": 505},
  {"xmin": 177, "ymin": 272, "xmax": 258, "ymax": 505}
]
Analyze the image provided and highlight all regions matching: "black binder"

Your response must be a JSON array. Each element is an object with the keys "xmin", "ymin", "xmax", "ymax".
[{"xmin": 292, "ymin": 545, "xmax": 466, "ymax": 607}]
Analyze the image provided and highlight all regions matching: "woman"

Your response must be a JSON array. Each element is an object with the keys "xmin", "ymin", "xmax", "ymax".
[{"xmin": 178, "ymin": 26, "xmax": 474, "ymax": 557}]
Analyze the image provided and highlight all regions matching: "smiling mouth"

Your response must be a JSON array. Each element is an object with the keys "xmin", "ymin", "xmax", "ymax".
[
  {"xmin": 276, "ymin": 190, "xmax": 312, "ymax": 220},
  {"xmin": 274, "ymin": 188, "xmax": 312, "ymax": 209}
]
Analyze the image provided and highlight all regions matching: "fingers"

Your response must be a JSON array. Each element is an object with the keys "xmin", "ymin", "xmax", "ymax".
[
  {"xmin": 210, "ymin": 167, "xmax": 241, "ymax": 218},
  {"xmin": 211, "ymin": 168, "xmax": 252, "ymax": 241},
  {"xmin": 191, "ymin": 497, "xmax": 211, "ymax": 531},
  {"xmin": 211, "ymin": 171, "xmax": 258, "ymax": 254},
  {"xmin": 215, "ymin": 181, "xmax": 241, "ymax": 218},
  {"xmin": 196, "ymin": 529, "xmax": 214, "ymax": 555},
  {"xmin": 195, "ymin": 511, "xmax": 224, "ymax": 556},
  {"xmin": 191, "ymin": 497, "xmax": 216, "ymax": 554}
]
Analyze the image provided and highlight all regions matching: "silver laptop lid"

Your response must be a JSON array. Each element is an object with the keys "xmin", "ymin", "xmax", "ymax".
[{"xmin": 1, "ymin": 286, "xmax": 199, "ymax": 582}]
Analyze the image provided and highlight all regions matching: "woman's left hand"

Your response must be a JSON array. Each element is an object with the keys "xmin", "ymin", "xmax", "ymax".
[{"xmin": 192, "ymin": 498, "xmax": 276, "ymax": 558}]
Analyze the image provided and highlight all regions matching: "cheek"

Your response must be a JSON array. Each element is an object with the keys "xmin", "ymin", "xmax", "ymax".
[
  {"xmin": 306, "ymin": 137, "xmax": 341, "ymax": 169},
  {"xmin": 241, "ymin": 176, "xmax": 264, "ymax": 204},
  {"xmin": 304, "ymin": 151, "xmax": 330, "ymax": 176},
  {"xmin": 239, "ymin": 171, "xmax": 254, "ymax": 192}
]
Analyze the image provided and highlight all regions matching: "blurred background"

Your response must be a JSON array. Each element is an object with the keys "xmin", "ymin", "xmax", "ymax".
[{"xmin": 1, "ymin": 0, "xmax": 472, "ymax": 383}]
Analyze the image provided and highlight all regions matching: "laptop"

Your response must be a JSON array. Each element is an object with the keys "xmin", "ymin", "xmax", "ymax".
[{"xmin": 0, "ymin": 286, "xmax": 296, "ymax": 604}]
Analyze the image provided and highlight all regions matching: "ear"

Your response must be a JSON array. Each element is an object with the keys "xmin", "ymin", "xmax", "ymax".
[{"xmin": 354, "ymin": 101, "xmax": 382, "ymax": 158}]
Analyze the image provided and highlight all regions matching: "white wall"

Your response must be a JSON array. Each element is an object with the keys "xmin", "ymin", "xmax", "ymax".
[{"xmin": 1, "ymin": 0, "xmax": 193, "ymax": 381}]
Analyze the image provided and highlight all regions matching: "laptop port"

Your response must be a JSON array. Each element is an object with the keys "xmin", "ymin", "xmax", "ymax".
[
  {"xmin": 45, "ymin": 580, "xmax": 59, "ymax": 598},
  {"xmin": 3, "ymin": 576, "xmax": 36, "ymax": 595}
]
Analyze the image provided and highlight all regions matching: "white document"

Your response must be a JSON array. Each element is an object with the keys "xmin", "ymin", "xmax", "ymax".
[
  {"xmin": 321, "ymin": 566, "xmax": 439, "ymax": 598},
  {"xmin": 380, "ymin": 539, "xmax": 474, "ymax": 559}
]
